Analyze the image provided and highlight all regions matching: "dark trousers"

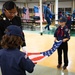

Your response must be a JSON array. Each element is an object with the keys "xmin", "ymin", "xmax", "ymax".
[
  {"xmin": 57, "ymin": 42, "xmax": 68, "ymax": 66},
  {"xmin": 45, "ymin": 17, "xmax": 51, "ymax": 30}
]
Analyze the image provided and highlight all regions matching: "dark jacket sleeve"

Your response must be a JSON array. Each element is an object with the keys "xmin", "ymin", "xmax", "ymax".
[
  {"xmin": 0, "ymin": 15, "xmax": 5, "ymax": 41},
  {"xmin": 19, "ymin": 57, "xmax": 35, "ymax": 73},
  {"xmin": 65, "ymin": 28, "xmax": 70, "ymax": 40},
  {"xmin": 47, "ymin": 8, "xmax": 53, "ymax": 15},
  {"xmin": 22, "ymin": 32, "xmax": 26, "ymax": 47}
]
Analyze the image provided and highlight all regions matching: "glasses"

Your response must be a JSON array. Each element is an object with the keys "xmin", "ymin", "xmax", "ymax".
[{"xmin": 5, "ymin": 9, "xmax": 17, "ymax": 16}]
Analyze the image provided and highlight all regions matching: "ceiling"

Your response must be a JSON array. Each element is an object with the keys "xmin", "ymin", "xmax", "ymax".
[{"xmin": 0, "ymin": 0, "xmax": 73, "ymax": 3}]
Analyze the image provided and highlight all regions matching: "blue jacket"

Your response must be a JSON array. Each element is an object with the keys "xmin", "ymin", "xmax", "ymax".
[
  {"xmin": 0, "ymin": 48, "xmax": 35, "ymax": 75},
  {"xmin": 44, "ymin": 7, "xmax": 53, "ymax": 19},
  {"xmin": 54, "ymin": 26, "xmax": 70, "ymax": 41},
  {"xmin": 72, "ymin": 13, "xmax": 75, "ymax": 21}
]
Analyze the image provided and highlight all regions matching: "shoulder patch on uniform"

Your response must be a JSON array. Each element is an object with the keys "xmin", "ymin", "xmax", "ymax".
[
  {"xmin": 3, "ymin": 17, "xmax": 6, "ymax": 20},
  {"xmin": 0, "ymin": 15, "xmax": 6, "ymax": 20},
  {"xmin": 65, "ymin": 28, "xmax": 69, "ymax": 32}
]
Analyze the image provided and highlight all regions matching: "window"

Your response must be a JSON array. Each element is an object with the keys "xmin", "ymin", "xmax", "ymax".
[
  {"xmin": 65, "ymin": 8, "xmax": 71, "ymax": 13},
  {"xmin": 58, "ymin": 8, "xmax": 72, "ymax": 15},
  {"xmin": 29, "ymin": 8, "xmax": 34, "ymax": 13}
]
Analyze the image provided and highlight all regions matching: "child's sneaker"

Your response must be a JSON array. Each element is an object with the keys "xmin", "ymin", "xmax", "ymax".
[
  {"xmin": 57, "ymin": 64, "xmax": 61, "ymax": 68},
  {"xmin": 62, "ymin": 66, "xmax": 67, "ymax": 70}
]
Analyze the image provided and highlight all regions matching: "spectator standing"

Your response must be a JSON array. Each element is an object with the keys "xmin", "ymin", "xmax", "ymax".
[
  {"xmin": 66, "ymin": 13, "xmax": 71, "ymax": 30},
  {"xmin": 44, "ymin": 3, "xmax": 53, "ymax": 31}
]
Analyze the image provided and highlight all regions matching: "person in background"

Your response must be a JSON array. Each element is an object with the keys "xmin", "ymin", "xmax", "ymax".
[
  {"xmin": 16, "ymin": 6, "xmax": 21, "ymax": 17},
  {"xmin": 71, "ymin": 10, "xmax": 75, "ymax": 30},
  {"xmin": 0, "ymin": 1, "xmax": 26, "ymax": 51},
  {"xmin": 58, "ymin": 11, "xmax": 63, "ymax": 19},
  {"xmin": 65, "ymin": 13, "xmax": 71, "ymax": 31},
  {"xmin": 0, "ymin": 25, "xmax": 35, "ymax": 75},
  {"xmin": 44, "ymin": 3, "xmax": 53, "ymax": 31},
  {"xmin": 54, "ymin": 16, "xmax": 70, "ymax": 70},
  {"xmin": 72, "ymin": 10, "xmax": 75, "ymax": 21}
]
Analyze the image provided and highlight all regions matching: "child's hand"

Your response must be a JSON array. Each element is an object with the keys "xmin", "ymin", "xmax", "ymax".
[
  {"xmin": 25, "ymin": 54, "xmax": 28, "ymax": 59},
  {"xmin": 54, "ymin": 38, "xmax": 57, "ymax": 42},
  {"xmin": 22, "ymin": 46, "xmax": 27, "ymax": 54},
  {"xmin": 63, "ymin": 39, "xmax": 67, "ymax": 42},
  {"xmin": 22, "ymin": 46, "xmax": 28, "ymax": 59}
]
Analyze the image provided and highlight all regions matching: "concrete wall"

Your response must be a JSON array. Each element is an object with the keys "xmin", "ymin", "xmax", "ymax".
[{"xmin": 58, "ymin": 1, "xmax": 71, "ymax": 8}]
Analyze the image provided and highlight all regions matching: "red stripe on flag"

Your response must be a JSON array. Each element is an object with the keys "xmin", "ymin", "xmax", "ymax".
[
  {"xmin": 31, "ymin": 56, "xmax": 45, "ymax": 61},
  {"xmin": 27, "ymin": 52, "xmax": 46, "ymax": 63},
  {"xmin": 27, "ymin": 52, "xmax": 40, "ymax": 56}
]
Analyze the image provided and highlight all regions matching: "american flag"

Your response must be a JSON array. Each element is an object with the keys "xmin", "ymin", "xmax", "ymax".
[{"xmin": 27, "ymin": 40, "xmax": 62, "ymax": 63}]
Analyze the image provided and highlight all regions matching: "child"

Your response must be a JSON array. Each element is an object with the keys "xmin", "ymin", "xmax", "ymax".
[
  {"xmin": 0, "ymin": 25, "xmax": 35, "ymax": 75},
  {"xmin": 54, "ymin": 16, "xmax": 70, "ymax": 70},
  {"xmin": 66, "ymin": 13, "xmax": 71, "ymax": 30}
]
